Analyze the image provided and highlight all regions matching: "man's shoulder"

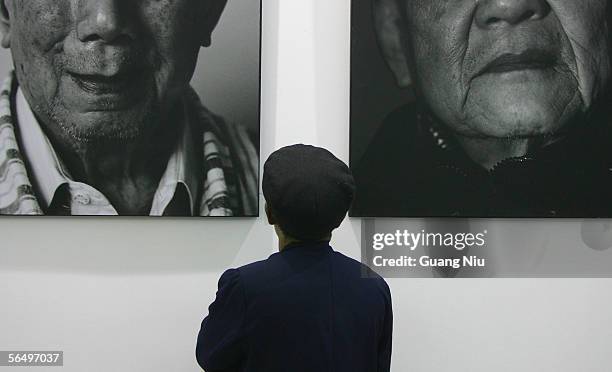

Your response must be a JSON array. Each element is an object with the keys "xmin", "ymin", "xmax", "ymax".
[
  {"xmin": 234, "ymin": 248, "xmax": 384, "ymax": 281},
  {"xmin": 229, "ymin": 253, "xmax": 285, "ymax": 287},
  {"xmin": 330, "ymin": 250, "xmax": 391, "ymax": 294},
  {"xmin": 234, "ymin": 255, "xmax": 275, "ymax": 276},
  {"xmin": 232, "ymin": 248, "xmax": 390, "ymax": 299},
  {"xmin": 331, "ymin": 250, "xmax": 376, "ymax": 275}
]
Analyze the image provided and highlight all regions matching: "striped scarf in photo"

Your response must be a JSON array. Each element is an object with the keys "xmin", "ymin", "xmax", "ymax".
[{"xmin": 0, "ymin": 73, "xmax": 258, "ymax": 216}]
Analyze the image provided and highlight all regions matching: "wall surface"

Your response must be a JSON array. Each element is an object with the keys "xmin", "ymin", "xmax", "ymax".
[{"xmin": 1, "ymin": 1, "xmax": 612, "ymax": 371}]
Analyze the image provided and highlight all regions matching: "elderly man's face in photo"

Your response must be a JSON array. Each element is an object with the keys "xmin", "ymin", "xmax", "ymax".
[
  {"xmin": 380, "ymin": 0, "xmax": 611, "ymax": 139},
  {"xmin": 2, "ymin": 0, "xmax": 224, "ymax": 143}
]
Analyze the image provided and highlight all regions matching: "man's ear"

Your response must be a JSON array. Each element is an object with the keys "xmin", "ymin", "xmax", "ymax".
[
  {"xmin": 373, "ymin": 0, "xmax": 412, "ymax": 87},
  {"xmin": 265, "ymin": 203, "xmax": 276, "ymax": 225},
  {"xmin": 201, "ymin": 0, "xmax": 228, "ymax": 47},
  {"xmin": 0, "ymin": 0, "xmax": 11, "ymax": 48}
]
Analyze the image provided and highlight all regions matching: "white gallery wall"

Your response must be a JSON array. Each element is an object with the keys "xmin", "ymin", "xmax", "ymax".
[{"xmin": 1, "ymin": 1, "xmax": 612, "ymax": 371}]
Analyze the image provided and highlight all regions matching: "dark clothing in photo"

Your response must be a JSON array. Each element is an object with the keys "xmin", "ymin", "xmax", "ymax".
[{"xmin": 351, "ymin": 104, "xmax": 612, "ymax": 218}]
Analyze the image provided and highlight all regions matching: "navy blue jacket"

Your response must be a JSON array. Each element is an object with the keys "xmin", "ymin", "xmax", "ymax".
[{"xmin": 196, "ymin": 242, "xmax": 393, "ymax": 372}]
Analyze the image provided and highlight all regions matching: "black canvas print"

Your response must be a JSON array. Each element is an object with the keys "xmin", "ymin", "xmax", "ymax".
[
  {"xmin": 350, "ymin": 0, "xmax": 612, "ymax": 218},
  {"xmin": 0, "ymin": 0, "xmax": 260, "ymax": 217}
]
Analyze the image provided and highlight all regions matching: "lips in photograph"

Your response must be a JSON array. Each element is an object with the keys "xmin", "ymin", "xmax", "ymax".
[
  {"xmin": 57, "ymin": 45, "xmax": 151, "ymax": 112},
  {"xmin": 477, "ymin": 48, "xmax": 557, "ymax": 76}
]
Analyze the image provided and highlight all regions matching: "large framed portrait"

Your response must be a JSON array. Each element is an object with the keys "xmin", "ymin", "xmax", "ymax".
[
  {"xmin": 349, "ymin": 0, "xmax": 612, "ymax": 218},
  {"xmin": 0, "ymin": 0, "xmax": 261, "ymax": 217}
]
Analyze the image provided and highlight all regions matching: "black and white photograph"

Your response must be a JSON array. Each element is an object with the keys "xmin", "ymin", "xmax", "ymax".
[
  {"xmin": 350, "ymin": 0, "xmax": 612, "ymax": 217},
  {"xmin": 0, "ymin": 0, "xmax": 260, "ymax": 217}
]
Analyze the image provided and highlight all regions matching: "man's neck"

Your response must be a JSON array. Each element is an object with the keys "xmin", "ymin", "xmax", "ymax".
[
  {"xmin": 278, "ymin": 234, "xmax": 301, "ymax": 252},
  {"xmin": 48, "ymin": 124, "xmax": 178, "ymax": 215},
  {"xmin": 277, "ymin": 229, "xmax": 332, "ymax": 252}
]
